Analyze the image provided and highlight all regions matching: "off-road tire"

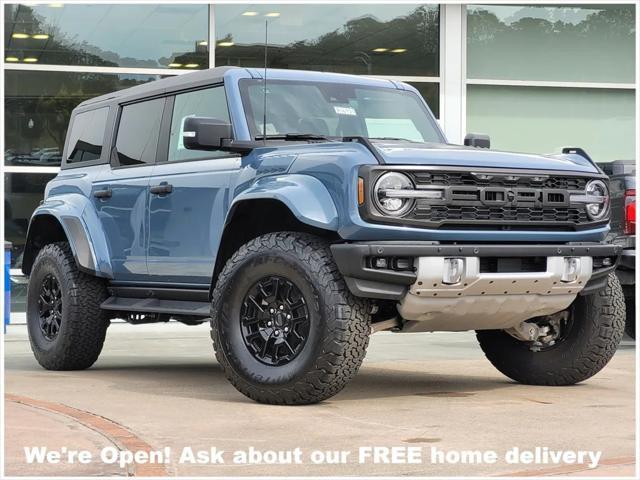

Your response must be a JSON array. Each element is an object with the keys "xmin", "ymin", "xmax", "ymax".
[
  {"xmin": 476, "ymin": 273, "xmax": 625, "ymax": 385},
  {"xmin": 27, "ymin": 242, "xmax": 110, "ymax": 370},
  {"xmin": 210, "ymin": 232, "xmax": 370, "ymax": 405}
]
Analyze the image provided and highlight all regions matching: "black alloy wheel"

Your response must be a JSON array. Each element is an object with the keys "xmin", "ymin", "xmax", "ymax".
[
  {"xmin": 240, "ymin": 276, "xmax": 310, "ymax": 366},
  {"xmin": 38, "ymin": 274, "xmax": 63, "ymax": 340}
]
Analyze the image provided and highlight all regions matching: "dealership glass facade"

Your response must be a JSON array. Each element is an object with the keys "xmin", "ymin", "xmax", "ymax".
[
  {"xmin": 214, "ymin": 4, "xmax": 439, "ymax": 76},
  {"xmin": 4, "ymin": 3, "xmax": 210, "ymax": 68},
  {"xmin": 466, "ymin": 4, "xmax": 636, "ymax": 159},
  {"xmin": 3, "ymin": 3, "xmax": 637, "ymax": 313}
]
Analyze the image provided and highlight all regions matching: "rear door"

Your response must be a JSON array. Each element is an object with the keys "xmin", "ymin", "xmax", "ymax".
[
  {"xmin": 92, "ymin": 97, "xmax": 165, "ymax": 282},
  {"xmin": 146, "ymin": 84, "xmax": 241, "ymax": 285}
]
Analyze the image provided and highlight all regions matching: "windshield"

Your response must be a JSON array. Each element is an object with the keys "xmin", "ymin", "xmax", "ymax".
[{"xmin": 239, "ymin": 79, "xmax": 443, "ymax": 143}]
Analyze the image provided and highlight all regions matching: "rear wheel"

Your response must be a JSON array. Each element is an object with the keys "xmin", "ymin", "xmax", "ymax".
[
  {"xmin": 210, "ymin": 232, "xmax": 370, "ymax": 405},
  {"xmin": 477, "ymin": 273, "xmax": 625, "ymax": 385},
  {"xmin": 27, "ymin": 242, "xmax": 110, "ymax": 370}
]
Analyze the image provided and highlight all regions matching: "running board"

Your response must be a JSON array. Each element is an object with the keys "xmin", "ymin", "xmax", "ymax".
[{"xmin": 101, "ymin": 297, "xmax": 210, "ymax": 317}]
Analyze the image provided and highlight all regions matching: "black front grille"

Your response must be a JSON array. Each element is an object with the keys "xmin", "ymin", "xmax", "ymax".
[
  {"xmin": 405, "ymin": 171, "xmax": 592, "ymax": 229},
  {"xmin": 360, "ymin": 167, "xmax": 607, "ymax": 231},
  {"xmin": 413, "ymin": 204, "xmax": 589, "ymax": 224}
]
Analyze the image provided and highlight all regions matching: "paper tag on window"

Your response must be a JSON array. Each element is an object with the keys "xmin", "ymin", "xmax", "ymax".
[{"xmin": 334, "ymin": 106, "xmax": 357, "ymax": 116}]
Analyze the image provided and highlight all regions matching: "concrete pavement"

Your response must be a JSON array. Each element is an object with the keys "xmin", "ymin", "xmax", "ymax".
[{"xmin": 3, "ymin": 322, "xmax": 637, "ymax": 477}]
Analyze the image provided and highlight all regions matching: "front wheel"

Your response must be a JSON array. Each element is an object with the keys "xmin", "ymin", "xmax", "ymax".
[
  {"xmin": 210, "ymin": 232, "xmax": 370, "ymax": 405},
  {"xmin": 476, "ymin": 273, "xmax": 625, "ymax": 386}
]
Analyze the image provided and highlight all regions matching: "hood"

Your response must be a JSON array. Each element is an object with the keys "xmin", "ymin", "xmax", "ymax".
[{"xmin": 372, "ymin": 141, "xmax": 599, "ymax": 174}]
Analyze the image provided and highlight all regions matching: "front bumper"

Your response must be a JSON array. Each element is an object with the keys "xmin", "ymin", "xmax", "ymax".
[{"xmin": 331, "ymin": 242, "xmax": 621, "ymax": 301}]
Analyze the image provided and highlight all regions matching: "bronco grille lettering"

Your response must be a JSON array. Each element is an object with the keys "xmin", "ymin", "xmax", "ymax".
[{"xmin": 363, "ymin": 169, "xmax": 605, "ymax": 230}]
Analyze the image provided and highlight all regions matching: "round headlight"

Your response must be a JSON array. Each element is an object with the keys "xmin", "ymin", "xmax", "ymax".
[
  {"xmin": 374, "ymin": 172, "xmax": 414, "ymax": 216},
  {"xmin": 585, "ymin": 179, "xmax": 610, "ymax": 221}
]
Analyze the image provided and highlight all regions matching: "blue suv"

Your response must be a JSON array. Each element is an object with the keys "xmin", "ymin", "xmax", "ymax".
[{"xmin": 23, "ymin": 67, "xmax": 625, "ymax": 404}]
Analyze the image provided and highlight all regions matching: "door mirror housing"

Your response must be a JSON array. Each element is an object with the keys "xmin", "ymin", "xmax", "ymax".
[
  {"xmin": 183, "ymin": 117, "xmax": 233, "ymax": 151},
  {"xmin": 464, "ymin": 133, "xmax": 490, "ymax": 149}
]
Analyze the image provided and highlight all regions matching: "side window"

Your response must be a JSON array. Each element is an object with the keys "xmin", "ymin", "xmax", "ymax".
[
  {"xmin": 66, "ymin": 107, "xmax": 109, "ymax": 164},
  {"xmin": 168, "ymin": 86, "xmax": 231, "ymax": 162},
  {"xmin": 115, "ymin": 98, "xmax": 164, "ymax": 166}
]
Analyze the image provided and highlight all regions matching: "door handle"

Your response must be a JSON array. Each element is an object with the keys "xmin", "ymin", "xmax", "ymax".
[
  {"xmin": 150, "ymin": 183, "xmax": 173, "ymax": 195},
  {"xmin": 93, "ymin": 188, "xmax": 112, "ymax": 199}
]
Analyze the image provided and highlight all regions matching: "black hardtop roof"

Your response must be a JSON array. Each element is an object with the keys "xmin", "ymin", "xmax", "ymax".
[{"xmin": 76, "ymin": 66, "xmax": 240, "ymax": 109}]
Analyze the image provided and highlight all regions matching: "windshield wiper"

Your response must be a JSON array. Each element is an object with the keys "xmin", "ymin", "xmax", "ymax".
[
  {"xmin": 368, "ymin": 136, "xmax": 418, "ymax": 143},
  {"xmin": 255, "ymin": 133, "xmax": 334, "ymax": 141}
]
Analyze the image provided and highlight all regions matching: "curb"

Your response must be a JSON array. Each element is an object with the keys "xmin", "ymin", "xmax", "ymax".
[{"xmin": 6, "ymin": 393, "xmax": 170, "ymax": 477}]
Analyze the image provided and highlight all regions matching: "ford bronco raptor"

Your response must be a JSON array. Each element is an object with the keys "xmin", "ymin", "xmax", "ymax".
[{"xmin": 23, "ymin": 67, "xmax": 625, "ymax": 404}]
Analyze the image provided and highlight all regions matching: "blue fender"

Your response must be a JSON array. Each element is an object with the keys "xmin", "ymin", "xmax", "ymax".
[
  {"xmin": 24, "ymin": 193, "xmax": 113, "ymax": 278},
  {"xmin": 229, "ymin": 174, "xmax": 339, "ymax": 231}
]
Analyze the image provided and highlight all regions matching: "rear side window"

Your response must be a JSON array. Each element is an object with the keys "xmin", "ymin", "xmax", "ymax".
[
  {"xmin": 115, "ymin": 98, "xmax": 164, "ymax": 166},
  {"xmin": 168, "ymin": 86, "xmax": 231, "ymax": 162},
  {"xmin": 66, "ymin": 107, "xmax": 109, "ymax": 164}
]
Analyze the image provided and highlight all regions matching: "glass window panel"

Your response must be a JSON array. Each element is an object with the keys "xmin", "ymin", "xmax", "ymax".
[
  {"xmin": 66, "ymin": 107, "xmax": 109, "ymax": 164},
  {"xmin": 169, "ymin": 87, "xmax": 231, "ymax": 162},
  {"xmin": 466, "ymin": 85, "xmax": 636, "ymax": 162},
  {"xmin": 5, "ymin": 173, "xmax": 57, "ymax": 312},
  {"xmin": 4, "ymin": 3, "xmax": 209, "ymax": 69},
  {"xmin": 406, "ymin": 82, "xmax": 439, "ymax": 119},
  {"xmin": 467, "ymin": 4, "xmax": 636, "ymax": 83},
  {"xmin": 214, "ymin": 4, "xmax": 439, "ymax": 76},
  {"xmin": 115, "ymin": 99, "xmax": 165, "ymax": 166},
  {"xmin": 5, "ymin": 70, "xmax": 162, "ymax": 166},
  {"xmin": 239, "ymin": 79, "xmax": 442, "ymax": 142}
]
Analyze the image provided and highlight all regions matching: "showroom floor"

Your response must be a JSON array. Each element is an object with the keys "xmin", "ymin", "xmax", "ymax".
[{"xmin": 3, "ymin": 323, "xmax": 636, "ymax": 477}]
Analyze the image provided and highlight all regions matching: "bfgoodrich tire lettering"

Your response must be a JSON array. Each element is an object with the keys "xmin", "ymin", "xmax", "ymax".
[
  {"xmin": 476, "ymin": 273, "xmax": 625, "ymax": 385},
  {"xmin": 27, "ymin": 242, "xmax": 110, "ymax": 370},
  {"xmin": 210, "ymin": 232, "xmax": 371, "ymax": 405}
]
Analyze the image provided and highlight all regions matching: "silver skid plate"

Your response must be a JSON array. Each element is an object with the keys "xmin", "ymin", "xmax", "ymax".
[{"xmin": 397, "ymin": 256, "xmax": 592, "ymax": 332}]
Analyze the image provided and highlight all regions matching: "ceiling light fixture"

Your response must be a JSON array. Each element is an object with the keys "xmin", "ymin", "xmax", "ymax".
[
  {"xmin": 198, "ymin": 41, "xmax": 208, "ymax": 46},
  {"xmin": 265, "ymin": 12, "xmax": 280, "ymax": 17},
  {"xmin": 242, "ymin": 11, "xmax": 259, "ymax": 16},
  {"xmin": 391, "ymin": 48, "xmax": 407, "ymax": 53},
  {"xmin": 372, "ymin": 48, "xmax": 388, "ymax": 52},
  {"xmin": 23, "ymin": 57, "xmax": 39, "ymax": 62},
  {"xmin": 5, "ymin": 56, "xmax": 19, "ymax": 62},
  {"xmin": 32, "ymin": 34, "xmax": 50, "ymax": 40},
  {"xmin": 168, "ymin": 63, "xmax": 182, "ymax": 68},
  {"xmin": 185, "ymin": 63, "xmax": 199, "ymax": 68},
  {"xmin": 12, "ymin": 33, "xmax": 30, "ymax": 39},
  {"xmin": 217, "ymin": 41, "xmax": 234, "ymax": 47}
]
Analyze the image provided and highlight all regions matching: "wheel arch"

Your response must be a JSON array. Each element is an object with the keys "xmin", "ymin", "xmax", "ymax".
[
  {"xmin": 210, "ymin": 196, "xmax": 340, "ymax": 297},
  {"xmin": 22, "ymin": 201, "xmax": 113, "ymax": 279}
]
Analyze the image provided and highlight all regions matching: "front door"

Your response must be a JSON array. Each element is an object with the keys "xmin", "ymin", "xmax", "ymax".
[
  {"xmin": 147, "ymin": 85, "xmax": 240, "ymax": 285},
  {"xmin": 92, "ymin": 97, "xmax": 165, "ymax": 282}
]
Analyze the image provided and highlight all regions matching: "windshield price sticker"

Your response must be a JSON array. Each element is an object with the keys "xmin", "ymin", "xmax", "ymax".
[{"xmin": 333, "ymin": 105, "xmax": 357, "ymax": 116}]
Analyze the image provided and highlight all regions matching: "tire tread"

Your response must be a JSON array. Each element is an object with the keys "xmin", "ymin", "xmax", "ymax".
[
  {"xmin": 210, "ymin": 232, "xmax": 370, "ymax": 404},
  {"xmin": 476, "ymin": 273, "xmax": 625, "ymax": 386},
  {"xmin": 28, "ymin": 242, "xmax": 109, "ymax": 370}
]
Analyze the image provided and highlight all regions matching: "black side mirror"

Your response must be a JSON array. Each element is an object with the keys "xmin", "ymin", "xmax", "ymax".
[
  {"xmin": 183, "ymin": 117, "xmax": 233, "ymax": 151},
  {"xmin": 464, "ymin": 133, "xmax": 490, "ymax": 149}
]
